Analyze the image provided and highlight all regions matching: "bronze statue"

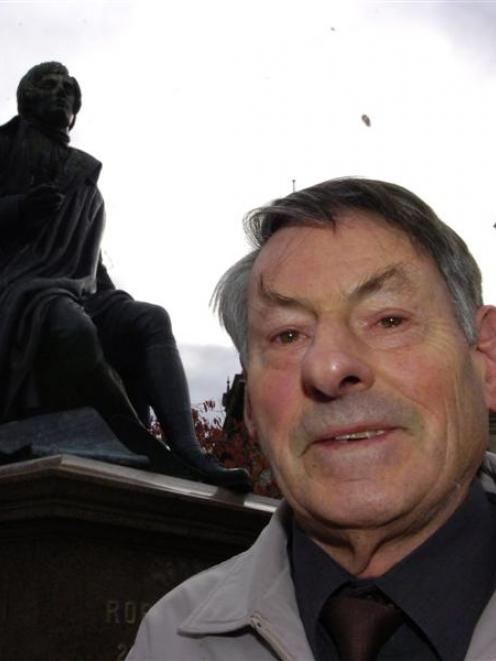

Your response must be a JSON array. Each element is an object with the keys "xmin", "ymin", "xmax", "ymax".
[{"xmin": 0, "ymin": 61, "xmax": 251, "ymax": 491}]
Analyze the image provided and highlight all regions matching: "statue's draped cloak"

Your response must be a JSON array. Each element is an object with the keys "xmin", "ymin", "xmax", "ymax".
[{"xmin": 0, "ymin": 116, "xmax": 106, "ymax": 418}]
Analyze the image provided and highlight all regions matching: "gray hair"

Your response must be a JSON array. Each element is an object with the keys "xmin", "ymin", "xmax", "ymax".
[{"xmin": 212, "ymin": 177, "xmax": 482, "ymax": 362}]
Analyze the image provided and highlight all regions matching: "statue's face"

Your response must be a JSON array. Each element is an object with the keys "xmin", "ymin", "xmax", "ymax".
[{"xmin": 30, "ymin": 72, "xmax": 77, "ymax": 130}]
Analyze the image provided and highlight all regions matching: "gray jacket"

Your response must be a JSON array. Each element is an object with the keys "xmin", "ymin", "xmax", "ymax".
[{"xmin": 127, "ymin": 454, "xmax": 496, "ymax": 661}]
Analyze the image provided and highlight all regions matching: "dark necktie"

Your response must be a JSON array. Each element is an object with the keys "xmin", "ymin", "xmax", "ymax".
[{"xmin": 322, "ymin": 587, "xmax": 403, "ymax": 661}]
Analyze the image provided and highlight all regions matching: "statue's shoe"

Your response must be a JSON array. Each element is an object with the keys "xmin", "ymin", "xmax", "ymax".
[
  {"xmin": 109, "ymin": 414, "xmax": 252, "ymax": 493},
  {"xmin": 168, "ymin": 449, "xmax": 252, "ymax": 493},
  {"xmin": 186, "ymin": 453, "xmax": 253, "ymax": 493}
]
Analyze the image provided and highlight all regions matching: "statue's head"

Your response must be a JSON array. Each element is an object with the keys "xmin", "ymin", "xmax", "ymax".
[{"xmin": 17, "ymin": 61, "xmax": 82, "ymax": 131}]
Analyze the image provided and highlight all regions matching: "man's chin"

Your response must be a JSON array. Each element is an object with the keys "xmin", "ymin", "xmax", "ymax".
[{"xmin": 294, "ymin": 483, "xmax": 410, "ymax": 532}]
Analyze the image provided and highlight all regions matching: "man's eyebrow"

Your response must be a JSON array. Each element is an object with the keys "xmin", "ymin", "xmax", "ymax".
[
  {"xmin": 349, "ymin": 265, "xmax": 413, "ymax": 302},
  {"xmin": 257, "ymin": 264, "xmax": 413, "ymax": 311},
  {"xmin": 258, "ymin": 276, "xmax": 314, "ymax": 311}
]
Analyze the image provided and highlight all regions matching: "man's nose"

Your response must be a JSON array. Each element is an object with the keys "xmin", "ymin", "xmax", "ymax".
[{"xmin": 301, "ymin": 328, "xmax": 374, "ymax": 400}]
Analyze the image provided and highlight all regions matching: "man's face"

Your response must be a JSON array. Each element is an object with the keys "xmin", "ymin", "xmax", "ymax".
[
  {"xmin": 245, "ymin": 211, "xmax": 489, "ymax": 541},
  {"xmin": 30, "ymin": 72, "xmax": 76, "ymax": 130}
]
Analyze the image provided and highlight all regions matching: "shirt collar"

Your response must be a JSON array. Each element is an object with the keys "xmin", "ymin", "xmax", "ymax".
[
  {"xmin": 291, "ymin": 480, "xmax": 496, "ymax": 661},
  {"xmin": 376, "ymin": 480, "xmax": 496, "ymax": 660},
  {"xmin": 290, "ymin": 517, "xmax": 350, "ymax": 654}
]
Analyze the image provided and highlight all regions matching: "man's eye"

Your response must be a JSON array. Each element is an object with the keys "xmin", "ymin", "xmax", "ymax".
[
  {"xmin": 276, "ymin": 329, "xmax": 300, "ymax": 344},
  {"xmin": 379, "ymin": 316, "xmax": 404, "ymax": 329}
]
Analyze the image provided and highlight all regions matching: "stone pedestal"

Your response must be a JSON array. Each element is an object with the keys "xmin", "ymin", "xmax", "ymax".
[{"xmin": 0, "ymin": 455, "xmax": 278, "ymax": 661}]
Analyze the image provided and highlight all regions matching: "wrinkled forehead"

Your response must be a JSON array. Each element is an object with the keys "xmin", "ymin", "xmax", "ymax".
[{"xmin": 248, "ymin": 212, "xmax": 443, "ymax": 302}]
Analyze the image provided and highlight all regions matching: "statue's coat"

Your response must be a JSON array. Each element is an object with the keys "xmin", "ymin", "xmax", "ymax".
[{"xmin": 0, "ymin": 116, "xmax": 106, "ymax": 418}]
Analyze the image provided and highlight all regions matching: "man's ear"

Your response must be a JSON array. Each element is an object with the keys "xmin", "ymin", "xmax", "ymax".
[{"xmin": 475, "ymin": 306, "xmax": 496, "ymax": 409}]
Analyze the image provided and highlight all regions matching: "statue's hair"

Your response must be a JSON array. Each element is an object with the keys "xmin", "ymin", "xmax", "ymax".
[
  {"xmin": 17, "ymin": 61, "xmax": 82, "ymax": 129},
  {"xmin": 212, "ymin": 177, "xmax": 482, "ymax": 362}
]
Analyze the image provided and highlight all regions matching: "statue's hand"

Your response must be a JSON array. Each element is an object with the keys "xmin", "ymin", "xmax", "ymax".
[{"xmin": 20, "ymin": 184, "xmax": 65, "ymax": 223}]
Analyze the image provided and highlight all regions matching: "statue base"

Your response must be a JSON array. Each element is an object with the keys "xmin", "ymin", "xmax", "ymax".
[{"xmin": 0, "ymin": 455, "xmax": 277, "ymax": 660}]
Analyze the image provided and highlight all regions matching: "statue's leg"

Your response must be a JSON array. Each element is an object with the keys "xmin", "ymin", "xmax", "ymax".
[
  {"xmin": 37, "ymin": 296, "xmax": 134, "ymax": 416},
  {"xmin": 36, "ymin": 297, "xmax": 181, "ymax": 471},
  {"xmin": 93, "ymin": 300, "xmax": 251, "ymax": 490}
]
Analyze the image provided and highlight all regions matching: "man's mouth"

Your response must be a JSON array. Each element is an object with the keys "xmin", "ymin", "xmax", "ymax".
[
  {"xmin": 333, "ymin": 429, "xmax": 387, "ymax": 443},
  {"xmin": 312, "ymin": 427, "xmax": 394, "ymax": 447}
]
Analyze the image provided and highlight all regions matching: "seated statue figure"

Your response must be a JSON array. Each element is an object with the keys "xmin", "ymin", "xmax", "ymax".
[{"xmin": 0, "ymin": 61, "xmax": 251, "ymax": 492}]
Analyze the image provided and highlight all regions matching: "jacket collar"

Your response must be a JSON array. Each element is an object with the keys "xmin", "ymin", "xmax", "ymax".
[
  {"xmin": 465, "ymin": 452, "xmax": 496, "ymax": 659},
  {"xmin": 178, "ymin": 501, "xmax": 313, "ymax": 659},
  {"xmin": 466, "ymin": 589, "xmax": 496, "ymax": 660},
  {"xmin": 478, "ymin": 451, "xmax": 496, "ymax": 494}
]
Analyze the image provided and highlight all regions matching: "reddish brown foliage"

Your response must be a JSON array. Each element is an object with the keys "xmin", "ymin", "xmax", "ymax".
[
  {"xmin": 151, "ymin": 401, "xmax": 281, "ymax": 498},
  {"xmin": 192, "ymin": 401, "xmax": 281, "ymax": 498}
]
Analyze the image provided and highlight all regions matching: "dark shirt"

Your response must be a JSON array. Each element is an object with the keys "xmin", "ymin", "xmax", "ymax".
[{"xmin": 290, "ymin": 480, "xmax": 496, "ymax": 661}]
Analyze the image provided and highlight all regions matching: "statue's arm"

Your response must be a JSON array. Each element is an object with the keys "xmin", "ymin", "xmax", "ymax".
[{"xmin": 0, "ymin": 184, "xmax": 65, "ymax": 237}]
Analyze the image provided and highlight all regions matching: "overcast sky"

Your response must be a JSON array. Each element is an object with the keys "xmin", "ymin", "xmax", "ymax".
[{"xmin": 1, "ymin": 0, "xmax": 496, "ymax": 405}]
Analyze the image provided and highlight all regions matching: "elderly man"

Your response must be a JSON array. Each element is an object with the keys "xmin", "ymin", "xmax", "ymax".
[
  {"xmin": 0, "ymin": 61, "xmax": 250, "ymax": 491},
  {"xmin": 127, "ymin": 177, "xmax": 496, "ymax": 660}
]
